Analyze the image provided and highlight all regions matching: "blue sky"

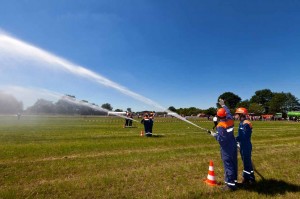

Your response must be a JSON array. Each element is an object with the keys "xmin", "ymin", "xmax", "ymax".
[{"xmin": 0, "ymin": 0, "xmax": 300, "ymax": 111}]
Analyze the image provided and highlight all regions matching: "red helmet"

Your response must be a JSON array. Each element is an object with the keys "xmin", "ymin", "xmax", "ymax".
[
  {"xmin": 235, "ymin": 107, "xmax": 248, "ymax": 115},
  {"xmin": 217, "ymin": 108, "xmax": 226, "ymax": 117}
]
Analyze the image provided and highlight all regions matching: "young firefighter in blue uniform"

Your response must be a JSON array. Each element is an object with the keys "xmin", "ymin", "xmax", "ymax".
[
  {"xmin": 128, "ymin": 112, "xmax": 133, "ymax": 127},
  {"xmin": 208, "ymin": 99, "xmax": 238, "ymax": 191},
  {"xmin": 235, "ymin": 107, "xmax": 256, "ymax": 184},
  {"xmin": 141, "ymin": 113, "xmax": 153, "ymax": 137},
  {"xmin": 124, "ymin": 112, "xmax": 130, "ymax": 127},
  {"xmin": 149, "ymin": 112, "xmax": 154, "ymax": 134}
]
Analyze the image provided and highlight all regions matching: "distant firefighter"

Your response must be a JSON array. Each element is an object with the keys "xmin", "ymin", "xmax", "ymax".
[
  {"xmin": 128, "ymin": 112, "xmax": 133, "ymax": 127},
  {"xmin": 141, "ymin": 113, "xmax": 153, "ymax": 137},
  {"xmin": 149, "ymin": 112, "xmax": 154, "ymax": 134},
  {"xmin": 124, "ymin": 112, "xmax": 130, "ymax": 127},
  {"xmin": 124, "ymin": 112, "xmax": 133, "ymax": 127}
]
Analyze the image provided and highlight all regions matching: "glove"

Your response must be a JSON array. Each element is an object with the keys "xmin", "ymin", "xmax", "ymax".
[
  {"xmin": 211, "ymin": 131, "xmax": 217, "ymax": 137},
  {"xmin": 219, "ymin": 98, "xmax": 225, "ymax": 107},
  {"xmin": 208, "ymin": 130, "xmax": 217, "ymax": 137}
]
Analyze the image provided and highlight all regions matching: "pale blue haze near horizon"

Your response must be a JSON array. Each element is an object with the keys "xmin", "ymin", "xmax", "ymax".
[{"xmin": 0, "ymin": 0, "xmax": 299, "ymax": 111}]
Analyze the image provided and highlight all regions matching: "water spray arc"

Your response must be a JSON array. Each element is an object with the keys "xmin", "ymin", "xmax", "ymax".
[
  {"xmin": 167, "ymin": 113, "xmax": 209, "ymax": 132},
  {"xmin": 0, "ymin": 31, "xmax": 207, "ymax": 131}
]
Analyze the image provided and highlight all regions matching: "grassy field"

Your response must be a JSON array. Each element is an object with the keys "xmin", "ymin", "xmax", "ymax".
[{"xmin": 0, "ymin": 115, "xmax": 299, "ymax": 199}]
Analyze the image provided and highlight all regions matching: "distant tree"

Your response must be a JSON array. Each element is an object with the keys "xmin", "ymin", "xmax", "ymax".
[
  {"xmin": 236, "ymin": 100, "xmax": 250, "ymax": 109},
  {"xmin": 126, "ymin": 108, "xmax": 132, "ymax": 113},
  {"xmin": 204, "ymin": 107, "xmax": 217, "ymax": 116},
  {"xmin": 269, "ymin": 92, "xmax": 287, "ymax": 114},
  {"xmin": 250, "ymin": 89, "xmax": 273, "ymax": 113},
  {"xmin": 217, "ymin": 92, "xmax": 241, "ymax": 109},
  {"xmin": 168, "ymin": 106, "xmax": 177, "ymax": 112},
  {"xmin": 187, "ymin": 107, "xmax": 201, "ymax": 116},
  {"xmin": 248, "ymin": 103, "xmax": 264, "ymax": 115},
  {"xmin": 115, "ymin": 109, "xmax": 123, "ymax": 112},
  {"xmin": 268, "ymin": 92, "xmax": 299, "ymax": 114},
  {"xmin": 65, "ymin": 94, "xmax": 76, "ymax": 98},
  {"xmin": 0, "ymin": 92, "xmax": 23, "ymax": 114},
  {"xmin": 283, "ymin": 92, "xmax": 300, "ymax": 112},
  {"xmin": 101, "ymin": 103, "xmax": 113, "ymax": 111},
  {"xmin": 175, "ymin": 107, "xmax": 201, "ymax": 116},
  {"xmin": 176, "ymin": 108, "xmax": 184, "ymax": 115}
]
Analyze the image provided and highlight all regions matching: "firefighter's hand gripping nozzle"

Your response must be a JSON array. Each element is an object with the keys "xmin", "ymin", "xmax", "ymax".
[{"xmin": 207, "ymin": 130, "xmax": 217, "ymax": 137}]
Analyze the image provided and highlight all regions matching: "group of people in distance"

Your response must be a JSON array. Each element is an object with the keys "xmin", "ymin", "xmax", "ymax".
[
  {"xmin": 124, "ymin": 111, "xmax": 155, "ymax": 137},
  {"xmin": 208, "ymin": 99, "xmax": 255, "ymax": 191},
  {"xmin": 124, "ymin": 112, "xmax": 133, "ymax": 127},
  {"xmin": 141, "ymin": 112, "xmax": 154, "ymax": 137}
]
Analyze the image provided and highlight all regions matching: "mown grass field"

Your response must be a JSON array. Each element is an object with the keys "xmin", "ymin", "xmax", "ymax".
[{"xmin": 0, "ymin": 115, "xmax": 299, "ymax": 199}]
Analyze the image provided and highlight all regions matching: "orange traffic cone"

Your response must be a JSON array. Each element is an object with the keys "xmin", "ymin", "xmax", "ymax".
[
  {"xmin": 204, "ymin": 160, "xmax": 218, "ymax": 186},
  {"xmin": 140, "ymin": 130, "xmax": 144, "ymax": 136}
]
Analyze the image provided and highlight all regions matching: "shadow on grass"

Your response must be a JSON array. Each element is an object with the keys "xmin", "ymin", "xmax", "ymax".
[
  {"xmin": 241, "ymin": 178, "xmax": 300, "ymax": 196},
  {"xmin": 147, "ymin": 134, "xmax": 165, "ymax": 138},
  {"xmin": 185, "ymin": 179, "xmax": 300, "ymax": 199}
]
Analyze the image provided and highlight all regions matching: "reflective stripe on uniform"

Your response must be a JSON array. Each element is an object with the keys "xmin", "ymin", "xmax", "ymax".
[
  {"xmin": 225, "ymin": 182, "xmax": 236, "ymax": 186},
  {"xmin": 226, "ymin": 127, "xmax": 234, "ymax": 132},
  {"xmin": 243, "ymin": 170, "xmax": 251, "ymax": 174}
]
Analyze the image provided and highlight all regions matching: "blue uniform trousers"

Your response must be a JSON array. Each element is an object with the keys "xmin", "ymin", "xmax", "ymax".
[
  {"xmin": 221, "ymin": 145, "xmax": 238, "ymax": 187},
  {"xmin": 240, "ymin": 145, "xmax": 255, "ymax": 181}
]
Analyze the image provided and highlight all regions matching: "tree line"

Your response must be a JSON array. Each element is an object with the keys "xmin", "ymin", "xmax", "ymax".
[
  {"xmin": 169, "ymin": 89, "xmax": 300, "ymax": 117},
  {"xmin": 0, "ymin": 89, "xmax": 299, "ymax": 116}
]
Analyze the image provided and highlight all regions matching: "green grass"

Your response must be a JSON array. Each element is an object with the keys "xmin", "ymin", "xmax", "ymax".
[{"xmin": 0, "ymin": 115, "xmax": 299, "ymax": 198}]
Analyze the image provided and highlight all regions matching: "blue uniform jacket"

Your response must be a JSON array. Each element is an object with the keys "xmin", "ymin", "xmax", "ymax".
[
  {"xmin": 141, "ymin": 117, "xmax": 153, "ymax": 133},
  {"xmin": 236, "ymin": 120, "xmax": 253, "ymax": 154},
  {"xmin": 215, "ymin": 105, "xmax": 235, "ymax": 148}
]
